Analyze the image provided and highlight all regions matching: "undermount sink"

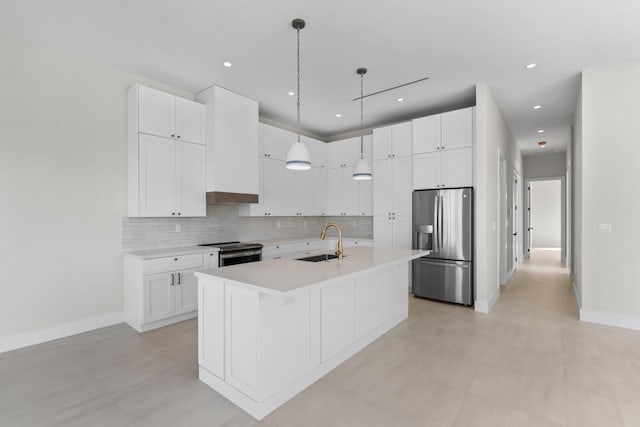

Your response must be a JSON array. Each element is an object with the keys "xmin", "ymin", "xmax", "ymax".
[{"xmin": 296, "ymin": 253, "xmax": 343, "ymax": 262}]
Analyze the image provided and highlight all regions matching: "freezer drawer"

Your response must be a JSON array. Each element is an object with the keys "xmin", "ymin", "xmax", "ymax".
[{"xmin": 412, "ymin": 258, "xmax": 472, "ymax": 306}]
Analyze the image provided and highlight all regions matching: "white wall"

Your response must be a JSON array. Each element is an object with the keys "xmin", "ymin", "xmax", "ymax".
[
  {"xmin": 0, "ymin": 32, "xmax": 192, "ymax": 347},
  {"xmin": 474, "ymin": 83, "xmax": 522, "ymax": 312},
  {"xmin": 575, "ymin": 61, "xmax": 640, "ymax": 329},
  {"xmin": 530, "ymin": 180, "xmax": 561, "ymax": 247},
  {"xmin": 572, "ymin": 90, "xmax": 582, "ymax": 307},
  {"xmin": 523, "ymin": 152, "xmax": 566, "ymax": 178}
]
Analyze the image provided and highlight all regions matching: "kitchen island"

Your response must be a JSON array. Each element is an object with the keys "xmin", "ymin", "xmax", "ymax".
[{"xmin": 195, "ymin": 246, "xmax": 427, "ymax": 420}]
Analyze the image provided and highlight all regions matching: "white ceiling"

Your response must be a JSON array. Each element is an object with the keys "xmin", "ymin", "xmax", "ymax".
[{"xmin": 2, "ymin": 0, "xmax": 640, "ymax": 154}]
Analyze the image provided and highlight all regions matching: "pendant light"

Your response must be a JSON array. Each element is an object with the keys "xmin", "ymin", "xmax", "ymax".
[
  {"xmin": 353, "ymin": 68, "xmax": 372, "ymax": 180},
  {"xmin": 286, "ymin": 18, "xmax": 311, "ymax": 170}
]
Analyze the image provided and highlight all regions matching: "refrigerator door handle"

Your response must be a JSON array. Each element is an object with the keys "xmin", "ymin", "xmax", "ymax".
[
  {"xmin": 433, "ymin": 195, "xmax": 439, "ymax": 252},
  {"xmin": 438, "ymin": 195, "xmax": 444, "ymax": 249}
]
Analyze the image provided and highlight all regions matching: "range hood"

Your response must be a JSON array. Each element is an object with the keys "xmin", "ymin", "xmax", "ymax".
[
  {"xmin": 196, "ymin": 86, "xmax": 260, "ymax": 205},
  {"xmin": 206, "ymin": 191, "xmax": 258, "ymax": 204}
]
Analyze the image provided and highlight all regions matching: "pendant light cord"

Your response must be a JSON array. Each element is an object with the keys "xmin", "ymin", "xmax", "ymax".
[
  {"xmin": 360, "ymin": 72, "xmax": 364, "ymax": 159},
  {"xmin": 296, "ymin": 26, "xmax": 301, "ymax": 143}
]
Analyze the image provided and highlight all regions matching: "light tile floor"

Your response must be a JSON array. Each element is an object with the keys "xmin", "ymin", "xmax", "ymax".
[{"xmin": 2, "ymin": 249, "xmax": 639, "ymax": 426}]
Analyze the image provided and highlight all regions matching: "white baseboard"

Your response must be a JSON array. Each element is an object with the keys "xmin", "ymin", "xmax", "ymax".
[
  {"xmin": 501, "ymin": 268, "xmax": 514, "ymax": 285},
  {"xmin": 572, "ymin": 282, "xmax": 581, "ymax": 310},
  {"xmin": 475, "ymin": 285, "xmax": 500, "ymax": 313},
  {"xmin": 0, "ymin": 312, "xmax": 123, "ymax": 354},
  {"xmin": 580, "ymin": 309, "xmax": 640, "ymax": 331}
]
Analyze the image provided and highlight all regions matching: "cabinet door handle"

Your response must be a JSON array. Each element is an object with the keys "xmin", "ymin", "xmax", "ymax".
[
  {"xmin": 170, "ymin": 273, "xmax": 175, "ymax": 286},
  {"xmin": 171, "ymin": 134, "xmax": 175, "ymax": 138},
  {"xmin": 177, "ymin": 272, "xmax": 181, "ymax": 285},
  {"xmin": 177, "ymin": 135, "xmax": 181, "ymax": 139},
  {"xmin": 172, "ymin": 212, "xmax": 176, "ymax": 216}
]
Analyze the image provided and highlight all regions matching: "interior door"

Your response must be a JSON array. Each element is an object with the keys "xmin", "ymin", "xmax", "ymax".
[
  {"xmin": 526, "ymin": 182, "xmax": 532, "ymax": 258},
  {"xmin": 512, "ymin": 171, "xmax": 520, "ymax": 267}
]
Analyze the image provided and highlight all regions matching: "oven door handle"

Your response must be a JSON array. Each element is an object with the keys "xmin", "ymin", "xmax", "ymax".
[{"xmin": 219, "ymin": 250, "xmax": 263, "ymax": 260}]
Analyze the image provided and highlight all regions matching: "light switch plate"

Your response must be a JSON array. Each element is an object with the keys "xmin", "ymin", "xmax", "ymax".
[{"xmin": 598, "ymin": 223, "xmax": 612, "ymax": 233}]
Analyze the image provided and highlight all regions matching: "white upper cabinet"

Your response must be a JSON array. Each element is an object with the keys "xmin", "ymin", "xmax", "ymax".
[
  {"xmin": 259, "ymin": 123, "xmax": 283, "ymax": 160},
  {"xmin": 138, "ymin": 86, "xmax": 175, "ymax": 139},
  {"xmin": 441, "ymin": 107, "xmax": 473, "ymax": 150},
  {"xmin": 305, "ymin": 136, "xmax": 327, "ymax": 168},
  {"xmin": 174, "ymin": 97, "xmax": 207, "ymax": 145},
  {"xmin": 282, "ymin": 168, "xmax": 313, "ymax": 216},
  {"xmin": 412, "ymin": 114, "xmax": 441, "ymax": 154},
  {"xmin": 175, "ymin": 141, "xmax": 207, "ymax": 217},
  {"xmin": 241, "ymin": 157, "xmax": 283, "ymax": 217},
  {"xmin": 312, "ymin": 167, "xmax": 327, "ymax": 216},
  {"xmin": 373, "ymin": 122, "xmax": 412, "ymax": 160},
  {"xmin": 412, "ymin": 107, "xmax": 474, "ymax": 189},
  {"xmin": 326, "ymin": 166, "xmax": 359, "ymax": 216},
  {"xmin": 139, "ymin": 134, "xmax": 176, "ymax": 217},
  {"xmin": 327, "ymin": 137, "xmax": 359, "ymax": 168},
  {"xmin": 128, "ymin": 85, "xmax": 206, "ymax": 217},
  {"xmin": 136, "ymin": 134, "xmax": 205, "ymax": 217},
  {"xmin": 441, "ymin": 147, "xmax": 473, "ymax": 188},
  {"xmin": 413, "ymin": 107, "xmax": 473, "ymax": 154},
  {"xmin": 136, "ymin": 84, "xmax": 205, "ymax": 145}
]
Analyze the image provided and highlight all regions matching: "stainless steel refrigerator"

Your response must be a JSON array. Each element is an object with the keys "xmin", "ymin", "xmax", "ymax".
[{"xmin": 412, "ymin": 188, "xmax": 473, "ymax": 306}]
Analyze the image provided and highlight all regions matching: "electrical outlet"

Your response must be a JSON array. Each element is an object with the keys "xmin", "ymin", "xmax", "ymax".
[
  {"xmin": 175, "ymin": 224, "xmax": 181, "ymax": 233},
  {"xmin": 598, "ymin": 223, "xmax": 612, "ymax": 233}
]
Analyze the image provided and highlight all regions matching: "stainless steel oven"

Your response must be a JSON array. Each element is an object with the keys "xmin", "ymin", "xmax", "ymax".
[{"xmin": 198, "ymin": 241, "xmax": 263, "ymax": 267}]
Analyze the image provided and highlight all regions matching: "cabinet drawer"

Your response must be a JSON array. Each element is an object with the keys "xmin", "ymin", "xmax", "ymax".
[{"xmin": 143, "ymin": 253, "xmax": 203, "ymax": 275}]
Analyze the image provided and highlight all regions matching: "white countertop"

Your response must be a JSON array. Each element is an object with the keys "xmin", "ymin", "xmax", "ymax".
[
  {"xmin": 195, "ymin": 246, "xmax": 428, "ymax": 295},
  {"xmin": 122, "ymin": 245, "xmax": 219, "ymax": 259}
]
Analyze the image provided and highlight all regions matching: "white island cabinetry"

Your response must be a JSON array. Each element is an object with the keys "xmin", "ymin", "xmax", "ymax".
[{"xmin": 196, "ymin": 246, "xmax": 425, "ymax": 420}]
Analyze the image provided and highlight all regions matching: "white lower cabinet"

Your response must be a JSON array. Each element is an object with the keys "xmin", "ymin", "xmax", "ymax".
[
  {"xmin": 387, "ymin": 261, "xmax": 410, "ymax": 318},
  {"xmin": 320, "ymin": 277, "xmax": 355, "ymax": 362},
  {"xmin": 354, "ymin": 268, "xmax": 387, "ymax": 340},
  {"xmin": 125, "ymin": 252, "xmax": 210, "ymax": 332}
]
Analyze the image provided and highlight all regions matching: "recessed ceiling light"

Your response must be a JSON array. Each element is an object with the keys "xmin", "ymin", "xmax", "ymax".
[
  {"xmin": 396, "ymin": 97, "xmax": 404, "ymax": 102},
  {"xmin": 288, "ymin": 91, "xmax": 295, "ymax": 96},
  {"xmin": 336, "ymin": 114, "xmax": 342, "ymax": 118},
  {"xmin": 533, "ymin": 105, "xmax": 542, "ymax": 110},
  {"xmin": 223, "ymin": 61, "xmax": 232, "ymax": 67},
  {"xmin": 525, "ymin": 63, "xmax": 537, "ymax": 69},
  {"xmin": 537, "ymin": 129, "xmax": 545, "ymax": 133}
]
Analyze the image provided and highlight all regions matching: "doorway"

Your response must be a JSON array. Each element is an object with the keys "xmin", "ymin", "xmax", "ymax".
[
  {"xmin": 512, "ymin": 170, "xmax": 521, "ymax": 270},
  {"xmin": 525, "ymin": 177, "xmax": 566, "ymax": 261},
  {"xmin": 498, "ymin": 151, "xmax": 508, "ymax": 285}
]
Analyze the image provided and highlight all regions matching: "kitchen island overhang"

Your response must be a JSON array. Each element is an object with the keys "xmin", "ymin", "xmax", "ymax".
[{"xmin": 195, "ymin": 246, "xmax": 428, "ymax": 420}]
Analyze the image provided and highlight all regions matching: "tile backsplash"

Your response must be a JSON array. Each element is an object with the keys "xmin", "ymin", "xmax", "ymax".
[{"xmin": 122, "ymin": 204, "xmax": 373, "ymax": 252}]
